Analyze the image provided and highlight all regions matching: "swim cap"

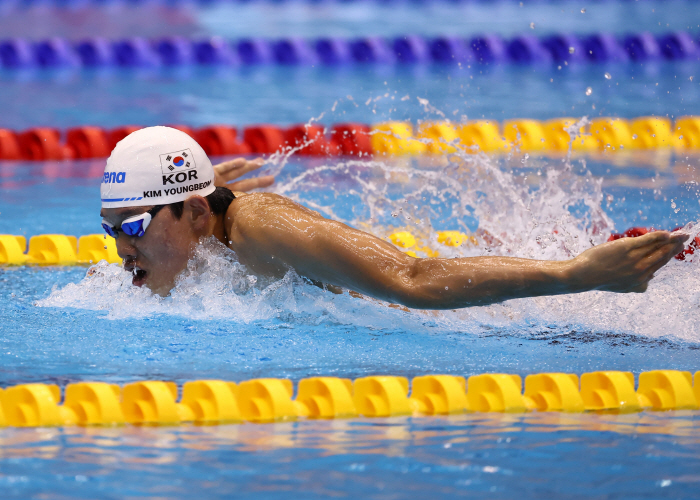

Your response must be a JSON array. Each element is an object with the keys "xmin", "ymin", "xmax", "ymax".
[{"xmin": 101, "ymin": 126, "xmax": 215, "ymax": 209}]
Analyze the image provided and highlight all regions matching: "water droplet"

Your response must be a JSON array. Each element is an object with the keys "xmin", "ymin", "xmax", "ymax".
[
  {"xmin": 580, "ymin": 7, "xmax": 586, "ymax": 13},
  {"xmin": 585, "ymin": 87, "xmax": 593, "ymax": 96},
  {"xmin": 690, "ymin": 76, "xmax": 694, "ymax": 82},
  {"xmin": 632, "ymin": 134, "xmax": 638, "ymax": 140},
  {"xmin": 530, "ymin": 22, "xmax": 535, "ymax": 29},
  {"xmin": 568, "ymin": 47, "xmax": 575, "ymax": 54},
  {"xmin": 652, "ymin": 134, "xmax": 656, "ymax": 138},
  {"xmin": 604, "ymin": 72, "xmax": 611, "ymax": 79},
  {"xmin": 391, "ymin": 212, "xmax": 398, "ymax": 217}
]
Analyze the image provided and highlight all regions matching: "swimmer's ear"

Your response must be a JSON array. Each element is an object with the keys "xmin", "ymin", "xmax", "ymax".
[{"xmin": 183, "ymin": 195, "xmax": 211, "ymax": 232}]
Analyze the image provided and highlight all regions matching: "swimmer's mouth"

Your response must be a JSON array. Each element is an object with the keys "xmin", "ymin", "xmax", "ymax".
[
  {"xmin": 132, "ymin": 267, "xmax": 148, "ymax": 287},
  {"xmin": 125, "ymin": 262, "xmax": 148, "ymax": 287}
]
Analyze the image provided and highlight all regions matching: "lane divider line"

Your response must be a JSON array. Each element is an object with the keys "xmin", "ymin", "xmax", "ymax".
[
  {"xmin": 1, "ymin": 116, "xmax": 700, "ymax": 162},
  {"xmin": 1, "ymin": 32, "xmax": 698, "ymax": 70},
  {"xmin": 1, "ymin": 370, "xmax": 699, "ymax": 427}
]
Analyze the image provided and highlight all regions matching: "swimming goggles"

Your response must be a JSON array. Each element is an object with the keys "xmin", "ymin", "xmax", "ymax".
[{"xmin": 102, "ymin": 205, "xmax": 166, "ymax": 239}]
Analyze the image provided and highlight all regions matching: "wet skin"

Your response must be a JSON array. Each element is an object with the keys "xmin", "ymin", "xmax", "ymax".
[{"xmin": 101, "ymin": 191, "xmax": 689, "ymax": 309}]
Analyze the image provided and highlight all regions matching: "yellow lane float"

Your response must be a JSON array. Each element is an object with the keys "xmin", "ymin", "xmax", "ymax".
[{"xmin": 0, "ymin": 369, "xmax": 698, "ymax": 428}]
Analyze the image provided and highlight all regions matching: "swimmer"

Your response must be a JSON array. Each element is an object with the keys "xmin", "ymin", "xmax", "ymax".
[{"xmin": 100, "ymin": 127, "xmax": 689, "ymax": 308}]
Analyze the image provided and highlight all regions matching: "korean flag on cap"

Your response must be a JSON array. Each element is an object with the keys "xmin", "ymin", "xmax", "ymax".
[{"xmin": 160, "ymin": 149, "xmax": 196, "ymax": 174}]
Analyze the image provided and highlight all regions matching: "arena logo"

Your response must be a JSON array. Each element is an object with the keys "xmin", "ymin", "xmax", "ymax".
[{"xmin": 102, "ymin": 172, "xmax": 126, "ymax": 184}]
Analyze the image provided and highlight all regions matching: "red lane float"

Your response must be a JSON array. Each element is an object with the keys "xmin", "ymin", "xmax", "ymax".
[
  {"xmin": 285, "ymin": 124, "xmax": 339, "ymax": 156},
  {"xmin": 608, "ymin": 227, "xmax": 700, "ymax": 260},
  {"xmin": 332, "ymin": 123, "xmax": 372, "ymax": 157},
  {"xmin": 243, "ymin": 125, "xmax": 286, "ymax": 154},
  {"xmin": 18, "ymin": 128, "xmax": 65, "ymax": 161},
  {"xmin": 0, "ymin": 129, "xmax": 22, "ymax": 160},
  {"xmin": 65, "ymin": 126, "xmax": 111, "ymax": 159},
  {"xmin": 196, "ymin": 126, "xmax": 251, "ymax": 156}
]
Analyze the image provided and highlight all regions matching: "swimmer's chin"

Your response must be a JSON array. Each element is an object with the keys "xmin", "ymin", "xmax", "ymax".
[
  {"xmin": 140, "ymin": 280, "xmax": 175, "ymax": 298},
  {"xmin": 130, "ymin": 271, "xmax": 172, "ymax": 297}
]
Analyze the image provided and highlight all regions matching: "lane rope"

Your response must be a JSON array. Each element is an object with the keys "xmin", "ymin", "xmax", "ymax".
[
  {"xmin": 0, "ymin": 370, "xmax": 699, "ymax": 427},
  {"xmin": 2, "ymin": 116, "xmax": 700, "ymax": 162},
  {"xmin": 0, "ymin": 32, "xmax": 698, "ymax": 70}
]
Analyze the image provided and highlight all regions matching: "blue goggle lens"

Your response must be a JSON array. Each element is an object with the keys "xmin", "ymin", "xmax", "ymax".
[
  {"xmin": 102, "ymin": 211, "xmax": 153, "ymax": 239},
  {"xmin": 121, "ymin": 218, "xmax": 146, "ymax": 237},
  {"xmin": 102, "ymin": 221, "xmax": 118, "ymax": 238}
]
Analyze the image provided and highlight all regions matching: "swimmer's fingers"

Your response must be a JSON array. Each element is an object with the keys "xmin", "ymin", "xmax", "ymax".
[
  {"xmin": 213, "ymin": 158, "xmax": 265, "ymax": 186},
  {"xmin": 228, "ymin": 175, "xmax": 275, "ymax": 192},
  {"xmin": 627, "ymin": 231, "xmax": 688, "ymax": 257},
  {"xmin": 637, "ymin": 240, "xmax": 683, "ymax": 277},
  {"xmin": 632, "ymin": 234, "xmax": 686, "ymax": 270},
  {"xmin": 618, "ymin": 239, "xmax": 683, "ymax": 292},
  {"xmin": 215, "ymin": 157, "xmax": 263, "ymax": 176}
]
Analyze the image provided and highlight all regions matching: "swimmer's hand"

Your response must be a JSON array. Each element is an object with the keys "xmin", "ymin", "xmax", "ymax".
[
  {"xmin": 213, "ymin": 158, "xmax": 275, "ymax": 192},
  {"xmin": 567, "ymin": 230, "xmax": 689, "ymax": 293}
]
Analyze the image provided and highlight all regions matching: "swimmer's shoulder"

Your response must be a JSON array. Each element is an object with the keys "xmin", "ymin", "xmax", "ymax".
[
  {"xmin": 225, "ymin": 192, "xmax": 304, "ymax": 235},
  {"xmin": 227, "ymin": 192, "xmax": 311, "ymax": 218},
  {"xmin": 227, "ymin": 191, "xmax": 295, "ymax": 214}
]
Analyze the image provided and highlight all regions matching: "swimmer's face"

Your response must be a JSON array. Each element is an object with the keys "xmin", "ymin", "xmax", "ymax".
[{"xmin": 100, "ymin": 196, "xmax": 213, "ymax": 296}]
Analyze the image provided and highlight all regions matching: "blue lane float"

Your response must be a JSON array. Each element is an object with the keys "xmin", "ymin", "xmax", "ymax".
[{"xmin": 0, "ymin": 32, "xmax": 699, "ymax": 70}]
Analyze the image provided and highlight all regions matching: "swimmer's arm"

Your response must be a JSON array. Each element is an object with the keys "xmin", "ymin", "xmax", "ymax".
[{"xmin": 234, "ymin": 200, "xmax": 688, "ymax": 309}]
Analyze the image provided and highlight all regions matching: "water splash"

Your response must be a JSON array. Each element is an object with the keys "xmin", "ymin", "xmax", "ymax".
[{"xmin": 37, "ymin": 133, "xmax": 700, "ymax": 340}]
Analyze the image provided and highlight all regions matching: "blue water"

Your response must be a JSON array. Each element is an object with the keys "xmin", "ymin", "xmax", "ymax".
[
  {"xmin": 1, "ymin": 413, "xmax": 700, "ymax": 500},
  {"xmin": 2, "ymin": 1, "xmax": 700, "ymax": 498},
  {"xmin": 1, "ymin": 63, "xmax": 700, "ymax": 130}
]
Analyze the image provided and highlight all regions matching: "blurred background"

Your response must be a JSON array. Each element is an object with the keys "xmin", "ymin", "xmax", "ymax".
[{"xmin": 0, "ymin": 0, "xmax": 698, "ymax": 130}]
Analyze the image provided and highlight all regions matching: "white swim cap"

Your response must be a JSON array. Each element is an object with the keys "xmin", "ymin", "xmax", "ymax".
[{"xmin": 101, "ymin": 126, "xmax": 215, "ymax": 209}]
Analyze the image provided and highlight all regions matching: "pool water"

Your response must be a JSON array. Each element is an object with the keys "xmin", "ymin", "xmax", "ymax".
[
  {"xmin": 2, "ymin": 412, "xmax": 700, "ymax": 499},
  {"xmin": 1, "ymin": 63, "xmax": 699, "ymax": 130},
  {"xmin": 1, "ymin": 150, "xmax": 700, "ymax": 497},
  {"xmin": 2, "ymin": 1, "xmax": 700, "ymax": 498}
]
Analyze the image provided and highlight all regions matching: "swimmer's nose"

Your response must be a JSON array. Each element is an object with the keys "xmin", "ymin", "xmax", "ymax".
[{"xmin": 115, "ymin": 236, "xmax": 138, "ymax": 260}]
